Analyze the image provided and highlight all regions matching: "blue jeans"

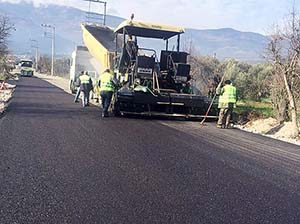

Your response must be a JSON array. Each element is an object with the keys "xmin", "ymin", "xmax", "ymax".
[
  {"xmin": 100, "ymin": 91, "xmax": 113, "ymax": 115},
  {"xmin": 82, "ymin": 90, "xmax": 90, "ymax": 107}
]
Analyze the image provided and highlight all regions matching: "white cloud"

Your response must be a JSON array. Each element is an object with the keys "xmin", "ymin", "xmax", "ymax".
[{"xmin": 0, "ymin": 0, "xmax": 84, "ymax": 8}]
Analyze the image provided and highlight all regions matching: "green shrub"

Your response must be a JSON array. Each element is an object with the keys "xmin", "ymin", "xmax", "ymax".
[{"xmin": 0, "ymin": 73, "xmax": 6, "ymax": 81}]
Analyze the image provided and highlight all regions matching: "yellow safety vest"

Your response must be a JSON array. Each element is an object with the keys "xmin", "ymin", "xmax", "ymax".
[
  {"xmin": 79, "ymin": 74, "xmax": 90, "ymax": 84},
  {"xmin": 100, "ymin": 72, "xmax": 114, "ymax": 92},
  {"xmin": 218, "ymin": 84, "xmax": 236, "ymax": 108}
]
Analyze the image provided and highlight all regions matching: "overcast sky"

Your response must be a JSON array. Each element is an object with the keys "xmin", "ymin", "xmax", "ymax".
[{"xmin": 1, "ymin": 0, "xmax": 299, "ymax": 34}]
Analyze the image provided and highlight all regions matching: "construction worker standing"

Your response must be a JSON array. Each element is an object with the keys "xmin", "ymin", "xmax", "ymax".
[
  {"xmin": 97, "ymin": 68, "xmax": 117, "ymax": 117},
  {"xmin": 216, "ymin": 80, "xmax": 237, "ymax": 128},
  {"xmin": 79, "ymin": 71, "xmax": 93, "ymax": 107}
]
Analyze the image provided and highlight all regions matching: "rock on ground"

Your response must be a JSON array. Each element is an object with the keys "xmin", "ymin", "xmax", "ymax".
[{"xmin": 274, "ymin": 122, "xmax": 300, "ymax": 139}]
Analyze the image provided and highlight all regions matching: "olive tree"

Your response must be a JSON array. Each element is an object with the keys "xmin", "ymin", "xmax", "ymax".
[
  {"xmin": 266, "ymin": 8, "xmax": 300, "ymax": 137},
  {"xmin": 189, "ymin": 55, "xmax": 221, "ymax": 95}
]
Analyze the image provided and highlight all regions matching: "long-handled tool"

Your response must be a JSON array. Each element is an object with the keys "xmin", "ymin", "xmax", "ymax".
[{"xmin": 200, "ymin": 73, "xmax": 226, "ymax": 125}]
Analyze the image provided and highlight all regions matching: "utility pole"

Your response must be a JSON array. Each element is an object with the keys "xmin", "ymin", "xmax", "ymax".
[
  {"xmin": 30, "ymin": 39, "xmax": 39, "ymax": 71},
  {"xmin": 41, "ymin": 24, "xmax": 56, "ymax": 76}
]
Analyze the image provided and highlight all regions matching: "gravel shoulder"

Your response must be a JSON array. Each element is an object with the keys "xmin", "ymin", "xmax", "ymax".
[
  {"xmin": 0, "ymin": 79, "xmax": 17, "ymax": 114},
  {"xmin": 34, "ymin": 73, "xmax": 70, "ymax": 93},
  {"xmin": 237, "ymin": 118, "xmax": 300, "ymax": 146},
  {"xmin": 35, "ymin": 73, "xmax": 100, "ymax": 106}
]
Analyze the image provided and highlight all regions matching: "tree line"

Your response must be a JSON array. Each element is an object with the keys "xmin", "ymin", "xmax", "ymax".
[{"xmin": 189, "ymin": 8, "xmax": 300, "ymax": 137}]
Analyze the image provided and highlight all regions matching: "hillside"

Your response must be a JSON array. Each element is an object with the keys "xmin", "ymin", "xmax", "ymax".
[
  {"xmin": 0, "ymin": 2, "xmax": 268, "ymax": 62},
  {"xmin": 184, "ymin": 28, "xmax": 268, "ymax": 62}
]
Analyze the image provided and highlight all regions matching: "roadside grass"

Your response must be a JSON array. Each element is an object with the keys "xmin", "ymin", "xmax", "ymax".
[
  {"xmin": 236, "ymin": 99, "xmax": 274, "ymax": 118},
  {"xmin": 236, "ymin": 99, "xmax": 300, "ymax": 125}
]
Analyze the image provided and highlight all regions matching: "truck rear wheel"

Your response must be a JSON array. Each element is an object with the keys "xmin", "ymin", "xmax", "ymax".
[{"xmin": 70, "ymin": 81, "xmax": 76, "ymax": 94}]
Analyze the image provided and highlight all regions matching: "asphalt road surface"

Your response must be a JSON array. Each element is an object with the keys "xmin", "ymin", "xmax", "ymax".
[{"xmin": 1, "ymin": 76, "xmax": 300, "ymax": 224}]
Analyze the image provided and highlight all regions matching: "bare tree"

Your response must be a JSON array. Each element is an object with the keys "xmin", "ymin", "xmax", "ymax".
[
  {"xmin": 38, "ymin": 55, "xmax": 52, "ymax": 74},
  {"xmin": 0, "ymin": 15, "xmax": 14, "ymax": 79},
  {"xmin": 266, "ymin": 7, "xmax": 300, "ymax": 137},
  {"xmin": 0, "ymin": 15, "xmax": 14, "ymax": 56},
  {"xmin": 54, "ymin": 57, "xmax": 70, "ymax": 78}
]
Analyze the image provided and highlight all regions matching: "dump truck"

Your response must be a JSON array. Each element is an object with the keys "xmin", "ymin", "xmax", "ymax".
[
  {"xmin": 69, "ymin": 46, "xmax": 101, "ymax": 94},
  {"xmin": 80, "ymin": 19, "xmax": 218, "ymax": 118}
]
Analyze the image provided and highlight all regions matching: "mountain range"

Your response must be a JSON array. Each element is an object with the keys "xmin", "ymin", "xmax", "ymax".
[{"xmin": 0, "ymin": 2, "xmax": 269, "ymax": 62}]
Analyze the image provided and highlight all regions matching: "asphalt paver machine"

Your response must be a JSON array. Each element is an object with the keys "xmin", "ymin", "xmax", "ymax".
[{"xmin": 112, "ymin": 19, "xmax": 217, "ymax": 118}]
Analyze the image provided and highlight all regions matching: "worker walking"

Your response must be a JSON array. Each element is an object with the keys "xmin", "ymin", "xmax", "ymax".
[
  {"xmin": 97, "ymin": 68, "xmax": 117, "ymax": 117},
  {"xmin": 79, "ymin": 71, "xmax": 93, "ymax": 107},
  {"xmin": 216, "ymin": 80, "xmax": 237, "ymax": 128},
  {"xmin": 93, "ymin": 75, "xmax": 101, "ymax": 103},
  {"xmin": 74, "ymin": 71, "xmax": 84, "ymax": 103}
]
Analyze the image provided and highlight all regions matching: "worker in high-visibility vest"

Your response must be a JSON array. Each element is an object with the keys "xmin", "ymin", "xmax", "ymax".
[
  {"xmin": 79, "ymin": 71, "xmax": 93, "ymax": 107},
  {"xmin": 97, "ymin": 68, "xmax": 117, "ymax": 117},
  {"xmin": 216, "ymin": 79, "xmax": 237, "ymax": 128},
  {"xmin": 74, "ymin": 71, "xmax": 84, "ymax": 103}
]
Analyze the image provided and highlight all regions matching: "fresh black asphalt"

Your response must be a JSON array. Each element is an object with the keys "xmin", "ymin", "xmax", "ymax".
[{"xmin": 1, "ymin": 76, "xmax": 300, "ymax": 223}]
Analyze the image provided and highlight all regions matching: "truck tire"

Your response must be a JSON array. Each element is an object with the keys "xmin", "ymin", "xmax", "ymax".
[{"xmin": 70, "ymin": 81, "xmax": 76, "ymax": 94}]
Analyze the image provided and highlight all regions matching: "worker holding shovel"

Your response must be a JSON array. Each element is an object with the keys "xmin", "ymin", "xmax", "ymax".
[{"xmin": 216, "ymin": 80, "xmax": 237, "ymax": 128}]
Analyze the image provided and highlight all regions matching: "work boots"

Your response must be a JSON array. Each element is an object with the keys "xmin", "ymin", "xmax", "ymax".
[{"xmin": 217, "ymin": 123, "xmax": 233, "ymax": 129}]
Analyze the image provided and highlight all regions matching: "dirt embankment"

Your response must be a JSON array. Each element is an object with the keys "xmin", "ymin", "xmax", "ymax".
[
  {"xmin": 239, "ymin": 118, "xmax": 300, "ymax": 146},
  {"xmin": 0, "ymin": 82, "xmax": 16, "ymax": 114}
]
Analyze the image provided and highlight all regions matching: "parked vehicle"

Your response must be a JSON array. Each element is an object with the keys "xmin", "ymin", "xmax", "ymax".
[{"xmin": 19, "ymin": 59, "xmax": 34, "ymax": 77}]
